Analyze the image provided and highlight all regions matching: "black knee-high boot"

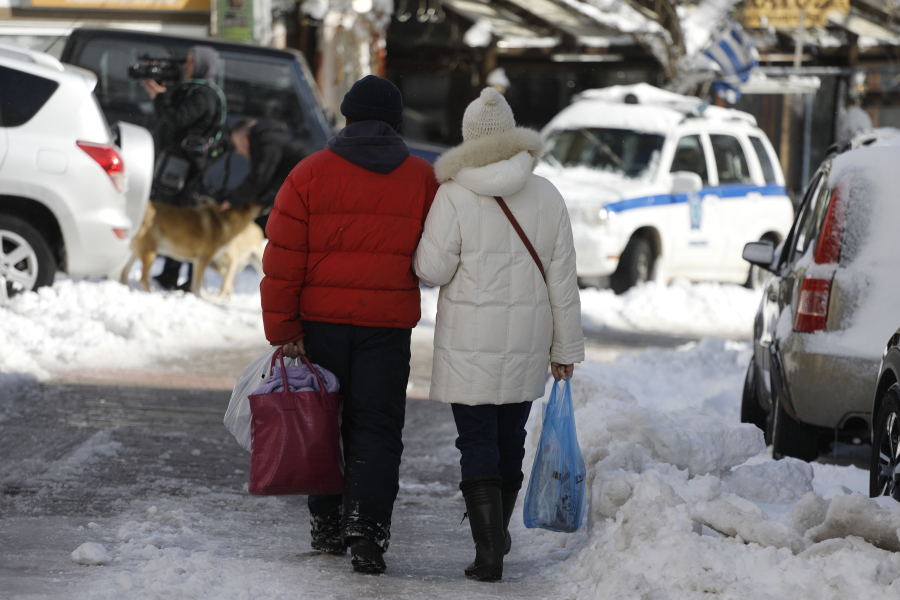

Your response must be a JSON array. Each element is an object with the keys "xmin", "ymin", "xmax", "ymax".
[
  {"xmin": 501, "ymin": 476, "xmax": 523, "ymax": 556},
  {"xmin": 460, "ymin": 475, "xmax": 505, "ymax": 581}
]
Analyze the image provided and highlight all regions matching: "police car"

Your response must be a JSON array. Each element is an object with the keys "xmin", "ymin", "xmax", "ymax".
[{"xmin": 536, "ymin": 83, "xmax": 794, "ymax": 293}]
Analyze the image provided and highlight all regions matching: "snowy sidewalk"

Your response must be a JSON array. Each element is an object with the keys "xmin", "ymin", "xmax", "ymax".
[{"xmin": 0, "ymin": 382, "xmax": 559, "ymax": 599}]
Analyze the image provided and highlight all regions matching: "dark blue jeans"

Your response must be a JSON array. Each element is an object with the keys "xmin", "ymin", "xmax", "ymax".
[{"xmin": 450, "ymin": 401, "xmax": 533, "ymax": 485}]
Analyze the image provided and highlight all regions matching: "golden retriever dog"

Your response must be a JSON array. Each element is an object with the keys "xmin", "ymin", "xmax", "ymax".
[
  {"xmin": 121, "ymin": 199, "xmax": 263, "ymax": 296},
  {"xmin": 210, "ymin": 221, "xmax": 266, "ymax": 300}
]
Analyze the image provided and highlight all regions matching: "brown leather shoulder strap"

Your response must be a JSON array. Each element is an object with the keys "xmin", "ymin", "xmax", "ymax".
[{"xmin": 493, "ymin": 196, "xmax": 546, "ymax": 282}]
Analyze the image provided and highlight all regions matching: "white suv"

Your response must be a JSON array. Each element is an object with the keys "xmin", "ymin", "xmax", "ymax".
[
  {"xmin": 536, "ymin": 83, "xmax": 794, "ymax": 293},
  {"xmin": 0, "ymin": 43, "xmax": 153, "ymax": 304}
]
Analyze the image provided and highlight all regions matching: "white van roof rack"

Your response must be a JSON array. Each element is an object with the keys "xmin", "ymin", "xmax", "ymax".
[{"xmin": 574, "ymin": 83, "xmax": 757, "ymax": 127}]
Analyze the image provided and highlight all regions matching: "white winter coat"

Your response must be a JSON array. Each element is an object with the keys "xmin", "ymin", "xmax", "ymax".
[{"xmin": 414, "ymin": 127, "xmax": 584, "ymax": 406}]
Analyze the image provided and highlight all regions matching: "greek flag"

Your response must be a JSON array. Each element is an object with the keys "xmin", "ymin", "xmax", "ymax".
[{"xmin": 704, "ymin": 20, "xmax": 758, "ymax": 103}]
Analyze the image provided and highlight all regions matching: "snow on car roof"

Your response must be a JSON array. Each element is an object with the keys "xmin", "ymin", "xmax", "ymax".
[
  {"xmin": 543, "ymin": 82, "xmax": 757, "ymax": 135},
  {"xmin": 801, "ymin": 143, "xmax": 900, "ymax": 359}
]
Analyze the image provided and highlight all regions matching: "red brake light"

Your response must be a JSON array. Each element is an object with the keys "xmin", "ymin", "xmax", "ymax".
[
  {"xmin": 112, "ymin": 228, "xmax": 128, "ymax": 240},
  {"xmin": 77, "ymin": 141, "xmax": 125, "ymax": 193},
  {"xmin": 814, "ymin": 188, "xmax": 845, "ymax": 265},
  {"xmin": 794, "ymin": 278, "xmax": 831, "ymax": 333}
]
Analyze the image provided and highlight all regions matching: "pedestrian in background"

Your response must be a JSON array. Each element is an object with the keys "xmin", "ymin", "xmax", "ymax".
[
  {"xmin": 414, "ymin": 86, "xmax": 584, "ymax": 581},
  {"xmin": 141, "ymin": 46, "xmax": 226, "ymax": 290},
  {"xmin": 260, "ymin": 75, "xmax": 438, "ymax": 574},
  {"xmin": 219, "ymin": 117, "xmax": 313, "ymax": 230}
]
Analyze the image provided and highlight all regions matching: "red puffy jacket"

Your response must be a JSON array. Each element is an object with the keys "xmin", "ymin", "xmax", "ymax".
[{"xmin": 261, "ymin": 148, "xmax": 438, "ymax": 345}]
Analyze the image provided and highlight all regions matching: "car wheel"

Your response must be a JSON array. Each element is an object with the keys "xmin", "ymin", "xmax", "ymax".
[
  {"xmin": 740, "ymin": 359, "xmax": 771, "ymax": 444},
  {"xmin": 772, "ymin": 398, "xmax": 819, "ymax": 461},
  {"xmin": 611, "ymin": 236, "xmax": 652, "ymax": 295},
  {"xmin": 870, "ymin": 384, "xmax": 900, "ymax": 499},
  {"xmin": 0, "ymin": 215, "xmax": 56, "ymax": 306}
]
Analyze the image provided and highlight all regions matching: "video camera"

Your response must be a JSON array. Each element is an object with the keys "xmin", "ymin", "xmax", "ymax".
[{"xmin": 127, "ymin": 55, "xmax": 183, "ymax": 84}]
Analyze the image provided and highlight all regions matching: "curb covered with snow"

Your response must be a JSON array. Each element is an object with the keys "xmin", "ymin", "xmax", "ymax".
[
  {"xmin": 0, "ymin": 277, "xmax": 264, "ymax": 381},
  {"xmin": 580, "ymin": 279, "xmax": 762, "ymax": 339},
  {"xmin": 514, "ymin": 340, "xmax": 900, "ymax": 598}
]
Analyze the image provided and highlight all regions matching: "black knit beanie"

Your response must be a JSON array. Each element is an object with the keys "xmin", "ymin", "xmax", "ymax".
[{"xmin": 340, "ymin": 75, "xmax": 404, "ymax": 128}]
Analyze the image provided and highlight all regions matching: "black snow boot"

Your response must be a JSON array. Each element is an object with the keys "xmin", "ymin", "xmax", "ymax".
[
  {"xmin": 310, "ymin": 509, "xmax": 346, "ymax": 555},
  {"xmin": 460, "ymin": 475, "xmax": 505, "ymax": 582},
  {"xmin": 347, "ymin": 536, "xmax": 386, "ymax": 574},
  {"xmin": 501, "ymin": 476, "xmax": 523, "ymax": 556}
]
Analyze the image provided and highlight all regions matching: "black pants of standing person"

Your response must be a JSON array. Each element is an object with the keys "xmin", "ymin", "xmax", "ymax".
[
  {"xmin": 450, "ymin": 401, "xmax": 533, "ymax": 485},
  {"xmin": 303, "ymin": 320, "xmax": 411, "ymax": 552}
]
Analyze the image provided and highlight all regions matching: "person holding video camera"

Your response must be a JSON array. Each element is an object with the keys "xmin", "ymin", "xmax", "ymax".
[
  {"xmin": 218, "ymin": 118, "xmax": 313, "ymax": 230},
  {"xmin": 140, "ymin": 45, "xmax": 226, "ymax": 290}
]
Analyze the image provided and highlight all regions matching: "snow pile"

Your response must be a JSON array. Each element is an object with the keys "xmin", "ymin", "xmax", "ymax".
[
  {"xmin": 515, "ymin": 340, "xmax": 900, "ymax": 597},
  {"xmin": 0, "ymin": 276, "xmax": 264, "ymax": 380},
  {"xmin": 72, "ymin": 543, "xmax": 112, "ymax": 566},
  {"xmin": 580, "ymin": 280, "xmax": 760, "ymax": 339}
]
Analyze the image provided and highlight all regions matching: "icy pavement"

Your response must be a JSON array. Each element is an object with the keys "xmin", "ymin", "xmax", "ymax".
[
  {"xmin": 0, "ymin": 383, "xmax": 559, "ymax": 599},
  {"xmin": 4, "ymin": 273, "xmax": 900, "ymax": 598}
]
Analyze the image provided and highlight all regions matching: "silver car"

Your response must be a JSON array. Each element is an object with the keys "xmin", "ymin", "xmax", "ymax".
[{"xmin": 741, "ymin": 131, "xmax": 900, "ymax": 461}]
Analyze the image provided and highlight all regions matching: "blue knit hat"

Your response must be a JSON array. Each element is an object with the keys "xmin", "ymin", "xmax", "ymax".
[{"xmin": 340, "ymin": 75, "xmax": 404, "ymax": 127}]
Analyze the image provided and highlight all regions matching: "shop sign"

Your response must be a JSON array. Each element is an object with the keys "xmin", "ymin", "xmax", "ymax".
[
  {"xmin": 743, "ymin": 0, "xmax": 850, "ymax": 28},
  {"xmin": 218, "ymin": 0, "xmax": 254, "ymax": 41},
  {"xmin": 28, "ymin": 0, "xmax": 209, "ymax": 10}
]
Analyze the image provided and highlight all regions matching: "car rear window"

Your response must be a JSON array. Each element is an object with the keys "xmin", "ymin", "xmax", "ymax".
[
  {"xmin": 0, "ymin": 65, "xmax": 59, "ymax": 127},
  {"xmin": 749, "ymin": 136, "xmax": 778, "ymax": 183},
  {"xmin": 710, "ymin": 134, "xmax": 752, "ymax": 185}
]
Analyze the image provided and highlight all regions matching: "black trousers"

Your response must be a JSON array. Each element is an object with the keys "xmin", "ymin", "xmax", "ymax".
[
  {"xmin": 451, "ymin": 401, "xmax": 533, "ymax": 485},
  {"xmin": 303, "ymin": 320, "xmax": 411, "ymax": 552}
]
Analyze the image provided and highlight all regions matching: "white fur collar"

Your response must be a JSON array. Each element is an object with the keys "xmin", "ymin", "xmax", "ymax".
[
  {"xmin": 433, "ymin": 127, "xmax": 543, "ymax": 184},
  {"xmin": 451, "ymin": 151, "xmax": 534, "ymax": 198}
]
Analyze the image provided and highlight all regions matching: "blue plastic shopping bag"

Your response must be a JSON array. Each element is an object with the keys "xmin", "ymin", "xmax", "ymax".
[{"xmin": 523, "ymin": 377, "xmax": 587, "ymax": 532}]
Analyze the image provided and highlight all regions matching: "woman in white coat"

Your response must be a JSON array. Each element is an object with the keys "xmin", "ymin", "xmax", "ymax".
[{"xmin": 414, "ymin": 87, "xmax": 584, "ymax": 581}]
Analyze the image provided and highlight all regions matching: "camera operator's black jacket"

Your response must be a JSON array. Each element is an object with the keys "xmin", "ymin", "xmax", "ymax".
[
  {"xmin": 153, "ymin": 81, "xmax": 221, "ymax": 156},
  {"xmin": 227, "ymin": 119, "xmax": 313, "ymax": 208}
]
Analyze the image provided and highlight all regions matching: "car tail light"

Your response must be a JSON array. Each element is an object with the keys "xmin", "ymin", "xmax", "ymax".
[
  {"xmin": 793, "ymin": 189, "xmax": 846, "ymax": 333},
  {"xmin": 794, "ymin": 278, "xmax": 831, "ymax": 332},
  {"xmin": 814, "ymin": 188, "xmax": 845, "ymax": 265},
  {"xmin": 77, "ymin": 141, "xmax": 125, "ymax": 193},
  {"xmin": 112, "ymin": 228, "xmax": 128, "ymax": 240}
]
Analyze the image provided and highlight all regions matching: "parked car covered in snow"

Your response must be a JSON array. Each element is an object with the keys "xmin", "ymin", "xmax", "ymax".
[
  {"xmin": 0, "ymin": 42, "xmax": 153, "ymax": 305},
  {"xmin": 742, "ymin": 129, "xmax": 900, "ymax": 462},
  {"xmin": 536, "ymin": 83, "xmax": 793, "ymax": 293}
]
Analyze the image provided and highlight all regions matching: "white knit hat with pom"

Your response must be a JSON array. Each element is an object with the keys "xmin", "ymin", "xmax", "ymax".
[{"xmin": 462, "ymin": 87, "xmax": 515, "ymax": 142}]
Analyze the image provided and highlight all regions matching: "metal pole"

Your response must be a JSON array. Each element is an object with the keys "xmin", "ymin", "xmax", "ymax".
[{"xmin": 802, "ymin": 92, "xmax": 813, "ymax": 188}]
